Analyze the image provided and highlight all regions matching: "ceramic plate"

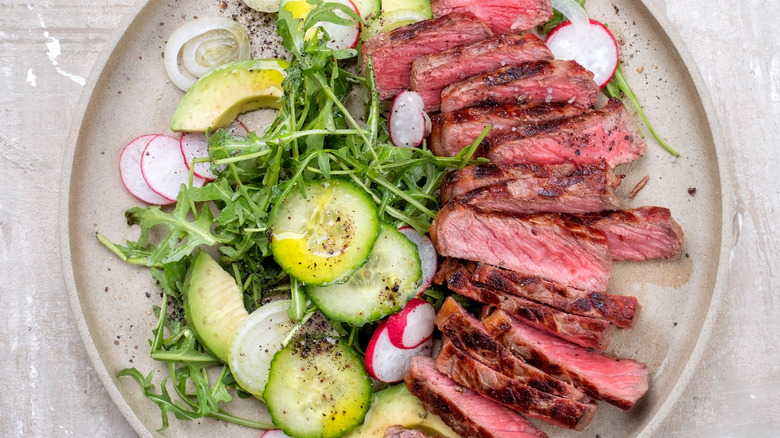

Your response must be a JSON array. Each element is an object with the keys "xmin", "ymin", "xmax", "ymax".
[{"xmin": 61, "ymin": 0, "xmax": 732, "ymax": 436}]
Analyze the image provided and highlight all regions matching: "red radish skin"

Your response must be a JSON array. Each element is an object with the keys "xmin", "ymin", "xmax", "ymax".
[
  {"xmin": 180, "ymin": 119, "xmax": 248, "ymax": 181},
  {"xmin": 389, "ymin": 91, "xmax": 427, "ymax": 148},
  {"xmin": 141, "ymin": 134, "xmax": 206, "ymax": 201},
  {"xmin": 318, "ymin": 0, "xmax": 361, "ymax": 50},
  {"xmin": 386, "ymin": 298, "xmax": 436, "ymax": 349},
  {"xmin": 546, "ymin": 19, "xmax": 619, "ymax": 88},
  {"xmin": 398, "ymin": 226, "xmax": 438, "ymax": 295},
  {"xmin": 119, "ymin": 134, "xmax": 175, "ymax": 205},
  {"xmin": 365, "ymin": 321, "xmax": 434, "ymax": 383}
]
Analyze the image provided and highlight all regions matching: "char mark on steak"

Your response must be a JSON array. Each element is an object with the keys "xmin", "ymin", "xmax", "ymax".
[
  {"xmin": 434, "ymin": 259, "xmax": 615, "ymax": 351},
  {"xmin": 448, "ymin": 161, "xmax": 623, "ymax": 215},
  {"xmin": 428, "ymin": 102, "xmax": 586, "ymax": 157},
  {"xmin": 430, "ymin": 201, "xmax": 612, "ymax": 292},
  {"xmin": 436, "ymin": 339, "xmax": 599, "ymax": 430},
  {"xmin": 440, "ymin": 60, "xmax": 599, "ymax": 113},
  {"xmin": 436, "ymin": 296, "xmax": 589, "ymax": 400},
  {"xmin": 483, "ymin": 309, "xmax": 650, "ymax": 410},
  {"xmin": 472, "ymin": 262, "xmax": 640, "ymax": 328},
  {"xmin": 431, "ymin": 0, "xmax": 553, "ymax": 34},
  {"xmin": 571, "ymin": 206, "xmax": 684, "ymax": 261},
  {"xmin": 410, "ymin": 33, "xmax": 554, "ymax": 111},
  {"xmin": 406, "ymin": 356, "xmax": 549, "ymax": 438},
  {"xmin": 485, "ymin": 98, "xmax": 647, "ymax": 168},
  {"xmin": 362, "ymin": 13, "xmax": 492, "ymax": 101}
]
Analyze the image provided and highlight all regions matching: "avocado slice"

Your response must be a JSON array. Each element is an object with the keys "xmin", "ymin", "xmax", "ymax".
[
  {"xmin": 344, "ymin": 384, "xmax": 458, "ymax": 437},
  {"xmin": 171, "ymin": 58, "xmax": 288, "ymax": 132},
  {"xmin": 182, "ymin": 251, "xmax": 249, "ymax": 362}
]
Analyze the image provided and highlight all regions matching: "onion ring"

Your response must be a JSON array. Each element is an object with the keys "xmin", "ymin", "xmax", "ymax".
[{"xmin": 164, "ymin": 17, "xmax": 250, "ymax": 91}]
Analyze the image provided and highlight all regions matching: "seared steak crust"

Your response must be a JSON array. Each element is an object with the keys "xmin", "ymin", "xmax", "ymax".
[
  {"xmin": 406, "ymin": 357, "xmax": 549, "ymax": 438},
  {"xmin": 435, "ymin": 259, "xmax": 615, "ymax": 351},
  {"xmin": 485, "ymin": 98, "xmax": 647, "ymax": 167},
  {"xmin": 436, "ymin": 340, "xmax": 598, "ymax": 430},
  {"xmin": 429, "ymin": 102, "xmax": 586, "ymax": 157},
  {"xmin": 431, "ymin": 0, "xmax": 553, "ymax": 34},
  {"xmin": 484, "ymin": 309, "xmax": 650, "ymax": 410},
  {"xmin": 410, "ymin": 33, "xmax": 554, "ymax": 111},
  {"xmin": 450, "ymin": 162, "xmax": 622, "ymax": 215},
  {"xmin": 440, "ymin": 60, "xmax": 599, "ymax": 113},
  {"xmin": 472, "ymin": 263, "xmax": 640, "ymax": 328},
  {"xmin": 362, "ymin": 13, "xmax": 492, "ymax": 100},
  {"xmin": 436, "ymin": 296, "xmax": 587, "ymax": 400},
  {"xmin": 572, "ymin": 206, "xmax": 684, "ymax": 261},
  {"xmin": 430, "ymin": 202, "xmax": 612, "ymax": 292}
]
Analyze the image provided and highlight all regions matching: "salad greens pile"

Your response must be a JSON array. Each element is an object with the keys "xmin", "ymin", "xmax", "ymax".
[{"xmin": 100, "ymin": 1, "xmax": 482, "ymax": 430}]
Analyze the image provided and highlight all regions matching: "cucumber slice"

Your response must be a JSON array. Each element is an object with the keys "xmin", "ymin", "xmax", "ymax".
[
  {"xmin": 270, "ymin": 179, "xmax": 380, "ymax": 286},
  {"xmin": 307, "ymin": 223, "xmax": 421, "ymax": 326},
  {"xmin": 361, "ymin": 8, "xmax": 431, "ymax": 42},
  {"xmin": 351, "ymin": 0, "xmax": 380, "ymax": 20},
  {"xmin": 264, "ymin": 335, "xmax": 373, "ymax": 438},
  {"xmin": 227, "ymin": 299, "xmax": 296, "ymax": 399}
]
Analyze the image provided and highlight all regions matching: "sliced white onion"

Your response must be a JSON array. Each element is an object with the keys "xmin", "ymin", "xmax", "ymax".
[
  {"xmin": 549, "ymin": 0, "xmax": 590, "ymax": 60},
  {"xmin": 164, "ymin": 17, "xmax": 251, "ymax": 92}
]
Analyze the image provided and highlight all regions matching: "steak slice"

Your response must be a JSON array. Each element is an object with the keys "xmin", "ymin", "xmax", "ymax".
[
  {"xmin": 431, "ymin": 0, "xmax": 553, "ymax": 34},
  {"xmin": 430, "ymin": 201, "xmax": 612, "ymax": 292},
  {"xmin": 484, "ymin": 309, "xmax": 650, "ymax": 410},
  {"xmin": 436, "ymin": 339, "xmax": 598, "ymax": 430},
  {"xmin": 485, "ymin": 98, "xmax": 647, "ymax": 167},
  {"xmin": 440, "ymin": 60, "xmax": 599, "ymax": 113},
  {"xmin": 362, "ymin": 13, "xmax": 492, "ymax": 101},
  {"xmin": 410, "ymin": 33, "xmax": 554, "ymax": 111},
  {"xmin": 436, "ymin": 296, "xmax": 588, "ymax": 400},
  {"xmin": 406, "ymin": 356, "xmax": 548, "ymax": 438},
  {"xmin": 429, "ymin": 102, "xmax": 585, "ymax": 157},
  {"xmin": 450, "ymin": 163, "xmax": 622, "ymax": 215},
  {"xmin": 435, "ymin": 259, "xmax": 615, "ymax": 351},
  {"xmin": 472, "ymin": 262, "xmax": 640, "ymax": 328},
  {"xmin": 573, "ymin": 206, "xmax": 684, "ymax": 261}
]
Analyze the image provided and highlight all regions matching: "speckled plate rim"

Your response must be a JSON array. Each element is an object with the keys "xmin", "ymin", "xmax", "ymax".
[
  {"xmin": 58, "ymin": 1, "xmax": 735, "ymax": 437},
  {"xmin": 60, "ymin": 0, "xmax": 156, "ymax": 436}
]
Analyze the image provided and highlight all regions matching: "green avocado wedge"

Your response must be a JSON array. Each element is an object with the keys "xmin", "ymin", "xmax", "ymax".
[
  {"xmin": 182, "ymin": 251, "xmax": 249, "ymax": 362},
  {"xmin": 171, "ymin": 58, "xmax": 288, "ymax": 132}
]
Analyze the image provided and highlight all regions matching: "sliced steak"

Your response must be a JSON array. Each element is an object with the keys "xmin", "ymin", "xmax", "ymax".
[
  {"xmin": 573, "ymin": 206, "xmax": 684, "ymax": 261},
  {"xmin": 483, "ymin": 309, "xmax": 650, "ymax": 410},
  {"xmin": 435, "ymin": 259, "xmax": 615, "ymax": 351},
  {"xmin": 472, "ymin": 262, "xmax": 640, "ymax": 328},
  {"xmin": 429, "ymin": 102, "xmax": 585, "ymax": 157},
  {"xmin": 410, "ymin": 33, "xmax": 554, "ymax": 111},
  {"xmin": 440, "ymin": 60, "xmax": 599, "ymax": 113},
  {"xmin": 384, "ymin": 426, "xmax": 430, "ymax": 438},
  {"xmin": 431, "ymin": 0, "xmax": 553, "ymax": 34},
  {"xmin": 430, "ymin": 201, "xmax": 612, "ymax": 292},
  {"xmin": 485, "ymin": 98, "xmax": 647, "ymax": 167},
  {"xmin": 362, "ymin": 13, "xmax": 492, "ymax": 101},
  {"xmin": 436, "ymin": 296, "xmax": 588, "ymax": 400},
  {"xmin": 436, "ymin": 339, "xmax": 598, "ymax": 430},
  {"xmin": 451, "ymin": 163, "xmax": 622, "ymax": 215},
  {"xmin": 406, "ymin": 356, "xmax": 548, "ymax": 438}
]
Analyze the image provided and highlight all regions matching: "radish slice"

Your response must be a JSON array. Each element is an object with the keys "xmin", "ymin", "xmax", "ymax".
[
  {"xmin": 389, "ymin": 90, "xmax": 426, "ymax": 148},
  {"xmin": 549, "ymin": 0, "xmax": 590, "ymax": 60},
  {"xmin": 119, "ymin": 134, "xmax": 175, "ymax": 205},
  {"xmin": 141, "ymin": 134, "xmax": 206, "ymax": 201},
  {"xmin": 261, "ymin": 430, "xmax": 293, "ymax": 438},
  {"xmin": 546, "ymin": 19, "xmax": 619, "ymax": 88},
  {"xmin": 180, "ymin": 120, "xmax": 248, "ymax": 180},
  {"xmin": 386, "ymin": 298, "xmax": 436, "ymax": 349},
  {"xmin": 310, "ymin": 0, "xmax": 361, "ymax": 50},
  {"xmin": 398, "ymin": 226, "xmax": 437, "ymax": 295},
  {"xmin": 364, "ymin": 321, "xmax": 433, "ymax": 383}
]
